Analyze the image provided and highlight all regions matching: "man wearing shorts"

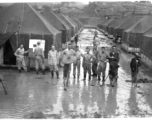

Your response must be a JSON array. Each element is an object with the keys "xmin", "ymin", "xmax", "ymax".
[
  {"xmin": 82, "ymin": 47, "xmax": 95, "ymax": 81},
  {"xmin": 61, "ymin": 43, "xmax": 75, "ymax": 91},
  {"xmin": 97, "ymin": 47, "xmax": 109, "ymax": 86}
]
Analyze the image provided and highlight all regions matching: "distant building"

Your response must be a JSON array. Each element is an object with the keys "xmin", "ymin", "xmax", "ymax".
[{"xmin": 139, "ymin": 1, "xmax": 151, "ymax": 4}]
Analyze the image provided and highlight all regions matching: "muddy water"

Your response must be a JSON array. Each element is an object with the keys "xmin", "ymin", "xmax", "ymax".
[{"xmin": 0, "ymin": 29, "xmax": 152, "ymax": 118}]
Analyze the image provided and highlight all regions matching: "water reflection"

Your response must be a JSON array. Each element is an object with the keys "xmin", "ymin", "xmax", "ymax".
[
  {"xmin": 105, "ymin": 88, "xmax": 117, "ymax": 116},
  {"xmin": 128, "ymin": 86, "xmax": 138, "ymax": 116}
]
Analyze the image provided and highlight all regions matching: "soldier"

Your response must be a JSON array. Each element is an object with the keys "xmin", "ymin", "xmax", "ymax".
[
  {"xmin": 109, "ymin": 46, "xmax": 120, "ymax": 64},
  {"xmin": 109, "ymin": 46, "xmax": 120, "ymax": 81},
  {"xmin": 108, "ymin": 46, "xmax": 120, "ymax": 87},
  {"xmin": 130, "ymin": 54, "xmax": 141, "ymax": 87},
  {"xmin": 92, "ymin": 47, "xmax": 98, "ymax": 77},
  {"xmin": 97, "ymin": 47, "xmax": 109, "ymax": 86},
  {"xmin": 82, "ymin": 47, "xmax": 95, "ymax": 81},
  {"xmin": 34, "ymin": 42, "xmax": 45, "ymax": 75},
  {"xmin": 61, "ymin": 43, "xmax": 75, "ymax": 91},
  {"xmin": 108, "ymin": 59, "xmax": 119, "ymax": 87},
  {"xmin": 73, "ymin": 46, "xmax": 83, "ymax": 79},
  {"xmin": 48, "ymin": 46, "xmax": 59, "ymax": 79},
  {"xmin": 14, "ymin": 44, "xmax": 28, "ymax": 73},
  {"xmin": 74, "ymin": 33, "xmax": 79, "ymax": 45},
  {"xmin": 93, "ymin": 30, "xmax": 98, "ymax": 40}
]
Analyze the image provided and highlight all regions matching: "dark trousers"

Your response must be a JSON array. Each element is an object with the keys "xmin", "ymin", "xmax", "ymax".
[
  {"xmin": 83, "ymin": 63, "xmax": 91, "ymax": 79},
  {"xmin": 92, "ymin": 62, "xmax": 97, "ymax": 75},
  {"xmin": 63, "ymin": 64, "xmax": 70, "ymax": 78}
]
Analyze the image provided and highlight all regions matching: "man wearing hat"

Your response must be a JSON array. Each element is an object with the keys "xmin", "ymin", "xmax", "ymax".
[{"xmin": 130, "ymin": 53, "xmax": 141, "ymax": 87}]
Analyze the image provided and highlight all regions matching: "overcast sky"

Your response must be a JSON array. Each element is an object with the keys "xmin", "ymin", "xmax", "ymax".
[{"xmin": 0, "ymin": 0, "xmax": 148, "ymax": 4}]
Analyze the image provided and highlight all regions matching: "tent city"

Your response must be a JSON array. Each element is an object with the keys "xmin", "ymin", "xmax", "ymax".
[{"xmin": 0, "ymin": 0, "xmax": 152, "ymax": 118}]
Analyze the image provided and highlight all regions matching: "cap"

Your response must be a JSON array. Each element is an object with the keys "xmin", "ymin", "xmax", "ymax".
[{"xmin": 135, "ymin": 53, "xmax": 141, "ymax": 58}]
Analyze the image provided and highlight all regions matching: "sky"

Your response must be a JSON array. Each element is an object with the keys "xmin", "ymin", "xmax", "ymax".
[{"xmin": 0, "ymin": 0, "xmax": 150, "ymax": 4}]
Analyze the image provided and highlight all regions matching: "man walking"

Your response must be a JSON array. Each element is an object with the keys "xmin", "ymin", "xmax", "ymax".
[
  {"xmin": 14, "ymin": 44, "xmax": 28, "ymax": 73},
  {"xmin": 61, "ymin": 43, "xmax": 75, "ymax": 91},
  {"xmin": 34, "ymin": 42, "xmax": 45, "ymax": 75},
  {"xmin": 48, "ymin": 46, "xmax": 59, "ymax": 79},
  {"xmin": 97, "ymin": 47, "xmax": 109, "ymax": 86},
  {"xmin": 82, "ymin": 47, "xmax": 95, "ymax": 81},
  {"xmin": 130, "ymin": 54, "xmax": 141, "ymax": 87},
  {"xmin": 73, "ymin": 46, "xmax": 82, "ymax": 79}
]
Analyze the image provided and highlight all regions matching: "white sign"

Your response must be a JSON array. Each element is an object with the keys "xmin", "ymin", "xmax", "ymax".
[{"xmin": 29, "ymin": 39, "xmax": 45, "ymax": 52}]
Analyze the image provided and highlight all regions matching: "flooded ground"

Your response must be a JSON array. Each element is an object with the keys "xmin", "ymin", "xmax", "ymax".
[{"xmin": 0, "ymin": 29, "xmax": 152, "ymax": 118}]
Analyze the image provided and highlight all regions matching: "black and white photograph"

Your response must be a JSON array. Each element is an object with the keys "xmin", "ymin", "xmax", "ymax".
[{"xmin": 0, "ymin": 0, "xmax": 152, "ymax": 118}]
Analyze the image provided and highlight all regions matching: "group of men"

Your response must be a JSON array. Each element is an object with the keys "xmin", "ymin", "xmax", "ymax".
[
  {"xmin": 60, "ymin": 42, "xmax": 121, "ymax": 90},
  {"xmin": 14, "ymin": 42, "xmax": 59, "ymax": 76},
  {"xmin": 14, "ymin": 31, "xmax": 142, "ymax": 91}
]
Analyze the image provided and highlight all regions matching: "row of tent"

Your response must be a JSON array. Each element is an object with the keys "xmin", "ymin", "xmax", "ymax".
[
  {"xmin": 0, "ymin": 3, "xmax": 83, "ymax": 59},
  {"xmin": 97, "ymin": 15, "xmax": 152, "ymax": 62}
]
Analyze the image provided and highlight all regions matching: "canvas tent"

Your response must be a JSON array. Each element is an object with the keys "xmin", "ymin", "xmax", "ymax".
[
  {"xmin": 107, "ymin": 18, "xmax": 125, "ymax": 35},
  {"xmin": 71, "ymin": 17, "xmax": 82, "ymax": 31},
  {"xmin": 40, "ymin": 9, "xmax": 70, "ymax": 45},
  {"xmin": 64, "ymin": 15, "xmax": 77, "ymax": 36},
  {"xmin": 0, "ymin": 3, "xmax": 62, "ymax": 65},
  {"xmin": 55, "ymin": 12, "xmax": 74, "ymax": 38},
  {"xmin": 123, "ymin": 15, "xmax": 152, "ymax": 48},
  {"xmin": 66, "ymin": 16, "xmax": 78, "ymax": 34},
  {"xmin": 141, "ymin": 28, "xmax": 152, "ymax": 60},
  {"xmin": 97, "ymin": 19, "xmax": 109, "ymax": 30},
  {"xmin": 102, "ymin": 18, "xmax": 115, "ymax": 31},
  {"xmin": 115, "ymin": 15, "xmax": 143, "ymax": 37}
]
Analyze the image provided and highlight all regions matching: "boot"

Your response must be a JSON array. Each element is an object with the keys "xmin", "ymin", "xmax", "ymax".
[
  {"xmin": 51, "ymin": 71, "xmax": 54, "ymax": 79},
  {"xmin": 56, "ymin": 71, "xmax": 59, "ymax": 79},
  {"xmin": 18, "ymin": 69, "xmax": 21, "ymax": 73},
  {"xmin": 36, "ymin": 70, "xmax": 39, "ymax": 75},
  {"xmin": 102, "ymin": 76, "xmax": 105, "ymax": 85},
  {"xmin": 83, "ymin": 74, "xmax": 86, "ymax": 81},
  {"xmin": 43, "ymin": 69, "xmax": 45, "ymax": 75},
  {"xmin": 89, "ymin": 75, "xmax": 91, "ymax": 81},
  {"xmin": 98, "ymin": 75, "xmax": 101, "ymax": 81}
]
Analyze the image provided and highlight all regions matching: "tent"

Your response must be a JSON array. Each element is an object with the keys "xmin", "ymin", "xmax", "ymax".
[
  {"xmin": 65, "ymin": 16, "xmax": 78, "ymax": 34},
  {"xmin": 40, "ymin": 9, "xmax": 70, "ymax": 44},
  {"xmin": 102, "ymin": 18, "xmax": 115, "ymax": 31},
  {"xmin": 107, "ymin": 18, "xmax": 126, "ymax": 35},
  {"xmin": 64, "ymin": 15, "xmax": 78, "ymax": 36},
  {"xmin": 71, "ymin": 17, "xmax": 82, "ymax": 31},
  {"xmin": 0, "ymin": 3, "xmax": 62, "ymax": 65},
  {"xmin": 141, "ymin": 28, "xmax": 152, "ymax": 60},
  {"xmin": 97, "ymin": 19, "xmax": 109, "ymax": 30},
  {"xmin": 55, "ymin": 12, "xmax": 74, "ymax": 37},
  {"xmin": 115, "ymin": 15, "xmax": 143, "ymax": 37},
  {"xmin": 123, "ymin": 15, "xmax": 152, "ymax": 48}
]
